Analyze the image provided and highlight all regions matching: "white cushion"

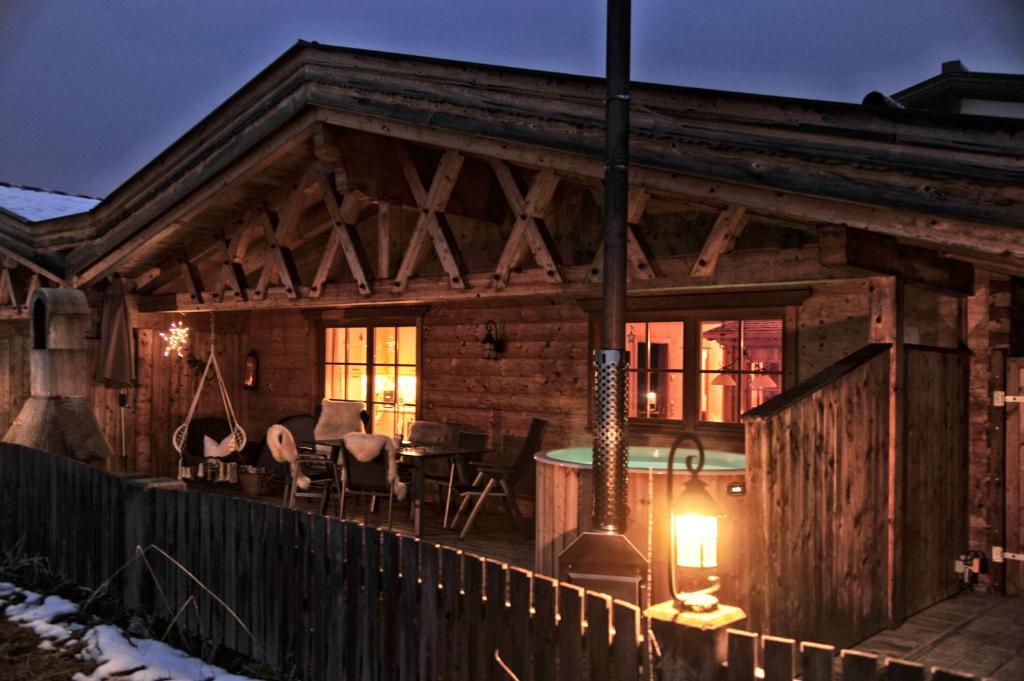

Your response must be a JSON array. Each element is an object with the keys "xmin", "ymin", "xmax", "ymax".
[{"xmin": 203, "ymin": 433, "xmax": 235, "ymax": 459}]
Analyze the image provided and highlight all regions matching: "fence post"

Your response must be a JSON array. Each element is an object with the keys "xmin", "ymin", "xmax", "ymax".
[{"xmin": 645, "ymin": 601, "xmax": 746, "ymax": 681}]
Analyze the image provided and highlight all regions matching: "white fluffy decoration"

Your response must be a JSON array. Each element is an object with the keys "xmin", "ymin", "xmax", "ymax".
[
  {"xmin": 202, "ymin": 433, "xmax": 235, "ymax": 459},
  {"xmin": 314, "ymin": 399, "xmax": 366, "ymax": 456},
  {"xmin": 266, "ymin": 425, "xmax": 310, "ymax": 490},
  {"xmin": 341, "ymin": 432, "xmax": 407, "ymax": 501}
]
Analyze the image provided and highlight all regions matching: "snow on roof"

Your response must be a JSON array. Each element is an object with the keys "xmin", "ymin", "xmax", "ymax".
[{"xmin": 0, "ymin": 182, "xmax": 100, "ymax": 222}]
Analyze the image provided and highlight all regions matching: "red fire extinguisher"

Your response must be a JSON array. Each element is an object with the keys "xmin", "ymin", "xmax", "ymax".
[{"xmin": 243, "ymin": 350, "xmax": 258, "ymax": 390}]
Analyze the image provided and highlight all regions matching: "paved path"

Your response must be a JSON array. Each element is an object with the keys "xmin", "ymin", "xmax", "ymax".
[{"xmin": 855, "ymin": 592, "xmax": 1024, "ymax": 679}]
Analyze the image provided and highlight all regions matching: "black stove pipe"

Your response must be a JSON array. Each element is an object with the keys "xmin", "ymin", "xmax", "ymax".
[{"xmin": 592, "ymin": 0, "xmax": 631, "ymax": 534}]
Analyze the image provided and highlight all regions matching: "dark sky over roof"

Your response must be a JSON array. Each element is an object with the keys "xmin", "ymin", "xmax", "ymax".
[{"xmin": 0, "ymin": 0, "xmax": 1021, "ymax": 199}]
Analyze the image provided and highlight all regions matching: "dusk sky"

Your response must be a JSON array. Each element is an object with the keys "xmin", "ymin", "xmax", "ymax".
[{"xmin": 1, "ymin": 0, "xmax": 1022, "ymax": 199}]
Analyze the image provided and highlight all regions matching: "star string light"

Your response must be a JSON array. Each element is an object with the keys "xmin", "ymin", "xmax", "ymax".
[{"xmin": 160, "ymin": 319, "xmax": 190, "ymax": 358}]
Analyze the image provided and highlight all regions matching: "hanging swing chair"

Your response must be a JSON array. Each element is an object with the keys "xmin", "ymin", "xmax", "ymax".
[{"xmin": 173, "ymin": 314, "xmax": 247, "ymax": 476}]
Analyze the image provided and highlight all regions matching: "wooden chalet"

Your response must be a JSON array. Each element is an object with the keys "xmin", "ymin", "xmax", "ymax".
[{"xmin": 1, "ymin": 43, "xmax": 1022, "ymax": 647}]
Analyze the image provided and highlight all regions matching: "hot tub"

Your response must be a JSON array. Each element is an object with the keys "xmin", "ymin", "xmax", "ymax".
[{"xmin": 535, "ymin": 445, "xmax": 747, "ymax": 604}]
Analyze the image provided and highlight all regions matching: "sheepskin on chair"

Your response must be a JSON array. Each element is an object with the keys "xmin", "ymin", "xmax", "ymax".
[
  {"xmin": 341, "ymin": 432, "xmax": 407, "ymax": 501},
  {"xmin": 266, "ymin": 425, "xmax": 311, "ymax": 490},
  {"xmin": 314, "ymin": 399, "xmax": 366, "ymax": 456}
]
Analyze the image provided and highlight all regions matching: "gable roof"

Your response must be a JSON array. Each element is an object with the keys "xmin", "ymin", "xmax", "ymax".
[{"xmin": 5, "ymin": 41, "xmax": 1019, "ymax": 286}]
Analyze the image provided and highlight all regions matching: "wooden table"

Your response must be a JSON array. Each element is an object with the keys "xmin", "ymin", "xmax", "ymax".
[
  {"xmin": 400, "ymin": 445, "xmax": 490, "ymax": 537},
  {"xmin": 304, "ymin": 438, "xmax": 488, "ymax": 537}
]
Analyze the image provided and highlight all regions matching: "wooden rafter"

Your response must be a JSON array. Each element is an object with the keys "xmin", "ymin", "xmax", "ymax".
[
  {"xmin": 23, "ymin": 273, "xmax": 39, "ymax": 310},
  {"xmin": 377, "ymin": 202, "xmax": 393, "ymax": 279},
  {"xmin": 180, "ymin": 254, "xmax": 205, "ymax": 304},
  {"xmin": 490, "ymin": 161, "xmax": 562, "ymax": 288},
  {"xmin": 0, "ymin": 260, "xmax": 20, "ymax": 312},
  {"xmin": 254, "ymin": 210, "xmax": 301, "ymax": 299},
  {"xmin": 691, "ymin": 205, "xmax": 749, "ymax": 277},
  {"xmin": 209, "ymin": 223, "xmax": 250, "ymax": 303},
  {"xmin": 310, "ymin": 168, "xmax": 373, "ymax": 297},
  {"xmin": 392, "ymin": 144, "xmax": 468, "ymax": 292},
  {"xmin": 588, "ymin": 187, "xmax": 659, "ymax": 282}
]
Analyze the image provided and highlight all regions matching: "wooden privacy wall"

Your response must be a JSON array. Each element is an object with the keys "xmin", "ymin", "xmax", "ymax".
[
  {"xmin": 0, "ymin": 321, "xmax": 29, "ymax": 435},
  {"xmin": 900, "ymin": 346, "xmax": 969, "ymax": 618},
  {"xmin": 742, "ymin": 344, "xmax": 892, "ymax": 647},
  {"xmin": 0, "ymin": 445, "xmax": 644, "ymax": 681}
]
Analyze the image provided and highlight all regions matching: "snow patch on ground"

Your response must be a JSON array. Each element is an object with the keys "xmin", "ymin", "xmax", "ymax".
[
  {"xmin": 73, "ymin": 625, "xmax": 252, "ymax": 681},
  {"xmin": 1, "ymin": 583, "xmax": 255, "ymax": 681},
  {"xmin": 4, "ymin": 591, "xmax": 78, "ymax": 641}
]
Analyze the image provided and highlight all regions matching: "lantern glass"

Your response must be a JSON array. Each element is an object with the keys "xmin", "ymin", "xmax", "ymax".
[{"xmin": 673, "ymin": 512, "xmax": 718, "ymax": 569}]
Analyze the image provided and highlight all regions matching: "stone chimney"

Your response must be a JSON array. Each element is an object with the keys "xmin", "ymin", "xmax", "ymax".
[{"xmin": 4, "ymin": 288, "xmax": 112, "ymax": 462}]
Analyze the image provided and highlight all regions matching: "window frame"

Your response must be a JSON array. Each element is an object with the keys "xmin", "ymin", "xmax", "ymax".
[
  {"xmin": 313, "ymin": 307, "xmax": 427, "ymax": 433},
  {"xmin": 585, "ymin": 293, "xmax": 801, "ymax": 450}
]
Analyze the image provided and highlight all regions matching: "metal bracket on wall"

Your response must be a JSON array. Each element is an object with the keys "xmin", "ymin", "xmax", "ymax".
[
  {"xmin": 993, "ymin": 546, "xmax": 1024, "ymax": 562},
  {"xmin": 992, "ymin": 390, "xmax": 1024, "ymax": 407}
]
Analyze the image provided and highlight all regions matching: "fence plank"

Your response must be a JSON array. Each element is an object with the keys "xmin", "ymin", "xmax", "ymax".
[
  {"xmin": 296, "ymin": 512, "xmax": 312, "ymax": 681},
  {"xmin": 439, "ymin": 547, "xmax": 462, "ymax": 681},
  {"xmin": 931, "ymin": 670, "xmax": 975, "ymax": 681},
  {"xmin": 380, "ymin": 531, "xmax": 401, "ymax": 681},
  {"xmin": 484, "ymin": 560, "xmax": 508, "ymax": 681},
  {"xmin": 508, "ymin": 566, "xmax": 531, "ymax": 681},
  {"xmin": 462, "ymin": 554, "xmax": 485, "ymax": 680},
  {"xmin": 419, "ymin": 542, "xmax": 440, "ymax": 681},
  {"xmin": 762, "ymin": 635, "xmax": 795, "ymax": 681},
  {"xmin": 586, "ymin": 592, "xmax": 612, "ymax": 681},
  {"xmin": 841, "ymin": 650, "xmax": 878, "ymax": 681},
  {"xmin": 801, "ymin": 641, "xmax": 835, "ymax": 681},
  {"xmin": 280, "ymin": 509, "xmax": 298, "ymax": 674},
  {"xmin": 611, "ymin": 600, "xmax": 640, "ymax": 681},
  {"xmin": 209, "ymin": 493, "xmax": 225, "ymax": 647},
  {"xmin": 532, "ymin": 575, "xmax": 558, "ymax": 681},
  {"xmin": 262, "ymin": 504, "xmax": 282, "ymax": 669},
  {"xmin": 362, "ymin": 527, "xmax": 382, "ymax": 681},
  {"xmin": 728, "ymin": 630, "xmax": 758, "ymax": 681},
  {"xmin": 310, "ymin": 514, "xmax": 328, "ymax": 681},
  {"xmin": 234, "ymin": 499, "xmax": 253, "ymax": 658},
  {"xmin": 326, "ymin": 519, "xmax": 346, "ymax": 680},
  {"xmin": 344, "ymin": 522, "xmax": 363, "ymax": 681},
  {"xmin": 886, "ymin": 659, "xmax": 925, "ymax": 681},
  {"xmin": 557, "ymin": 582, "xmax": 585, "ymax": 680},
  {"xmin": 199, "ymin": 492, "xmax": 214, "ymax": 638},
  {"xmin": 400, "ymin": 535, "xmax": 420, "ymax": 681}
]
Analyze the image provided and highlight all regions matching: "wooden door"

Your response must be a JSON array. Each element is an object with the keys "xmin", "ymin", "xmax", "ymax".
[{"xmin": 1006, "ymin": 358, "xmax": 1024, "ymax": 594}]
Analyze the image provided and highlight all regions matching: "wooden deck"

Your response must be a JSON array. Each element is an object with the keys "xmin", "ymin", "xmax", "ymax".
[
  {"xmin": 186, "ymin": 479, "xmax": 536, "ymax": 570},
  {"xmin": 855, "ymin": 592, "xmax": 1024, "ymax": 679}
]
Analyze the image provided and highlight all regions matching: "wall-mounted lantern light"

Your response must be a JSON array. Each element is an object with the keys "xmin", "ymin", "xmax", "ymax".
[
  {"xmin": 667, "ymin": 432, "xmax": 723, "ymax": 612},
  {"xmin": 481, "ymin": 320, "xmax": 503, "ymax": 360}
]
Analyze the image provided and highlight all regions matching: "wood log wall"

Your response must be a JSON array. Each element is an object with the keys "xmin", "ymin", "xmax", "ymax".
[
  {"xmin": 901, "ymin": 346, "xmax": 968, "ymax": 617},
  {"xmin": 742, "ymin": 346, "xmax": 891, "ymax": 647},
  {"xmin": 0, "ymin": 321, "xmax": 30, "ymax": 436}
]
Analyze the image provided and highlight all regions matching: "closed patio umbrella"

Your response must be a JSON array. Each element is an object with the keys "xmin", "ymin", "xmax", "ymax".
[{"xmin": 94, "ymin": 275, "xmax": 135, "ymax": 465}]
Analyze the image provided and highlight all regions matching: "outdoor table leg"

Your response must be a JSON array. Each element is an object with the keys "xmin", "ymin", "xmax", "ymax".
[{"xmin": 414, "ymin": 458, "xmax": 425, "ymax": 537}]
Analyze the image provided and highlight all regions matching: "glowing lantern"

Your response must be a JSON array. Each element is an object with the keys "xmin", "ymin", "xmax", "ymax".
[{"xmin": 667, "ymin": 433, "xmax": 723, "ymax": 611}]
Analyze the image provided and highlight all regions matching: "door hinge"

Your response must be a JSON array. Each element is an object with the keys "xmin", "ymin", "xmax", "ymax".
[
  {"xmin": 992, "ymin": 390, "xmax": 1024, "ymax": 407},
  {"xmin": 993, "ymin": 546, "xmax": 1024, "ymax": 562}
]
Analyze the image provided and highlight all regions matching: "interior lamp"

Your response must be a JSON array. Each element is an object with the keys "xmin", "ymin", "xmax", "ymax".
[{"xmin": 667, "ymin": 432, "xmax": 723, "ymax": 612}]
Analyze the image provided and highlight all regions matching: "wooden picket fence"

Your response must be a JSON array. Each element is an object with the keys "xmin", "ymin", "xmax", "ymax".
[
  {"xmin": 0, "ymin": 444, "xmax": 641, "ymax": 680},
  {"xmin": 721, "ymin": 629, "xmax": 976, "ymax": 681},
  {"xmin": 0, "ymin": 444, "xmax": 989, "ymax": 681}
]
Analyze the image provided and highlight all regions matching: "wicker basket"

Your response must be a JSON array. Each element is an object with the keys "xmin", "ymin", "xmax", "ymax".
[{"xmin": 237, "ymin": 466, "xmax": 271, "ymax": 498}]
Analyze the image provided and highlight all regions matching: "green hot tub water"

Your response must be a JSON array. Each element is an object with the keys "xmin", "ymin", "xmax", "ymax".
[{"xmin": 542, "ymin": 445, "xmax": 744, "ymax": 471}]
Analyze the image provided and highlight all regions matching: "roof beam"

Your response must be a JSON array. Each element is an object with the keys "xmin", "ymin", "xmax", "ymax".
[
  {"xmin": 818, "ymin": 225, "xmax": 974, "ymax": 296},
  {"xmin": 588, "ymin": 186, "xmax": 658, "ymax": 281},
  {"xmin": 490, "ymin": 161, "xmax": 562, "ymax": 288},
  {"xmin": 392, "ymin": 145, "xmax": 468, "ymax": 292},
  {"xmin": 691, "ymin": 206, "xmax": 749, "ymax": 277},
  {"xmin": 310, "ymin": 167, "xmax": 373, "ymax": 297}
]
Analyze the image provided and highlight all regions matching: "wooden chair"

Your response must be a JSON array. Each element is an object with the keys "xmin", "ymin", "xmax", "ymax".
[{"xmin": 450, "ymin": 418, "xmax": 548, "ymax": 539}]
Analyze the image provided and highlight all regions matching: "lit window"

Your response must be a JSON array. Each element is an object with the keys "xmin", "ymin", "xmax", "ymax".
[
  {"xmin": 625, "ymin": 322, "xmax": 684, "ymax": 420},
  {"xmin": 700, "ymin": 319, "xmax": 782, "ymax": 423},
  {"xmin": 324, "ymin": 325, "xmax": 418, "ymax": 437}
]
